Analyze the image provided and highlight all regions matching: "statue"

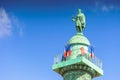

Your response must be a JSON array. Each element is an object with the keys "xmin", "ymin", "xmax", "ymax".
[{"xmin": 72, "ymin": 9, "xmax": 86, "ymax": 33}]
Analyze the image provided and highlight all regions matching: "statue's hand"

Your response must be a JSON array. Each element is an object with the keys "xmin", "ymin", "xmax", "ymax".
[{"xmin": 72, "ymin": 16, "xmax": 75, "ymax": 21}]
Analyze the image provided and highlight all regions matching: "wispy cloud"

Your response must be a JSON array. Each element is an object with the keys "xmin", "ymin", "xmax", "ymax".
[
  {"xmin": 0, "ymin": 8, "xmax": 12, "ymax": 38},
  {"xmin": 0, "ymin": 8, "xmax": 23, "ymax": 38},
  {"xmin": 101, "ymin": 5, "xmax": 115, "ymax": 12},
  {"xmin": 101, "ymin": 5, "xmax": 109, "ymax": 12},
  {"xmin": 11, "ymin": 15, "xmax": 24, "ymax": 37},
  {"xmin": 93, "ymin": 1, "xmax": 118, "ymax": 12}
]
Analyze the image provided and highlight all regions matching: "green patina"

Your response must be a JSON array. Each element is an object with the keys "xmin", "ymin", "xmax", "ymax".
[
  {"xmin": 72, "ymin": 9, "xmax": 86, "ymax": 33},
  {"xmin": 67, "ymin": 33, "xmax": 90, "ymax": 60},
  {"xmin": 52, "ymin": 56, "xmax": 103, "ymax": 77},
  {"xmin": 68, "ymin": 33, "xmax": 90, "ymax": 46},
  {"xmin": 64, "ymin": 71, "xmax": 91, "ymax": 80},
  {"xmin": 52, "ymin": 9, "xmax": 103, "ymax": 80}
]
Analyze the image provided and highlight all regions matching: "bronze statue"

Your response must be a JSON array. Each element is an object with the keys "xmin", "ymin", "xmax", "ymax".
[{"xmin": 72, "ymin": 9, "xmax": 86, "ymax": 33}]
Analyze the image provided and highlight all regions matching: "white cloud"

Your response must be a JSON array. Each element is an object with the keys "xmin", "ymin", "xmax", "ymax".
[
  {"xmin": 101, "ymin": 5, "xmax": 116, "ymax": 12},
  {"xmin": 0, "ymin": 8, "xmax": 12, "ymax": 38},
  {"xmin": 11, "ymin": 15, "xmax": 24, "ymax": 37},
  {"xmin": 101, "ymin": 5, "xmax": 109, "ymax": 12},
  {"xmin": 0, "ymin": 8, "xmax": 23, "ymax": 38},
  {"xmin": 93, "ymin": 1, "xmax": 117, "ymax": 12}
]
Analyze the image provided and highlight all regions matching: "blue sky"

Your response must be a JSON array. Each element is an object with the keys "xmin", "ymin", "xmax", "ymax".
[{"xmin": 0, "ymin": 0, "xmax": 120, "ymax": 80}]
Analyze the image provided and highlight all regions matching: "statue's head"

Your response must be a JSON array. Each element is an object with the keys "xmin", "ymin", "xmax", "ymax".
[{"xmin": 78, "ymin": 9, "xmax": 82, "ymax": 14}]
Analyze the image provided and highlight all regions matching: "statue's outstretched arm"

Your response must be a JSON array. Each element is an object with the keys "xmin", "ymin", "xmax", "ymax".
[{"xmin": 72, "ymin": 16, "xmax": 76, "ymax": 21}]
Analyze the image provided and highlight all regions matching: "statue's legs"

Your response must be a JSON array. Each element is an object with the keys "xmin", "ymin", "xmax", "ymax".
[
  {"xmin": 76, "ymin": 26, "xmax": 82, "ymax": 33},
  {"xmin": 76, "ymin": 21, "xmax": 82, "ymax": 33}
]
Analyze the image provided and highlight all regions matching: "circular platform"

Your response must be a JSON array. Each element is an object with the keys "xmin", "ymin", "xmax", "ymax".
[{"xmin": 68, "ymin": 33, "xmax": 90, "ymax": 46}]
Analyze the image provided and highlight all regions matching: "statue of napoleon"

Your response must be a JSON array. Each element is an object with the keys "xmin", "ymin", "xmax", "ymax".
[{"xmin": 72, "ymin": 9, "xmax": 86, "ymax": 33}]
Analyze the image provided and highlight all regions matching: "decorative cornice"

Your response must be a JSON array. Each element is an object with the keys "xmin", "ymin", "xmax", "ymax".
[{"xmin": 59, "ymin": 64, "xmax": 97, "ymax": 78}]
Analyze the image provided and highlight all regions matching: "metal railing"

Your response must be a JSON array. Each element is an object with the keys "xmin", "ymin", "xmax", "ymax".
[
  {"xmin": 54, "ymin": 53, "xmax": 102, "ymax": 69},
  {"xmin": 82, "ymin": 54, "xmax": 102, "ymax": 69}
]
